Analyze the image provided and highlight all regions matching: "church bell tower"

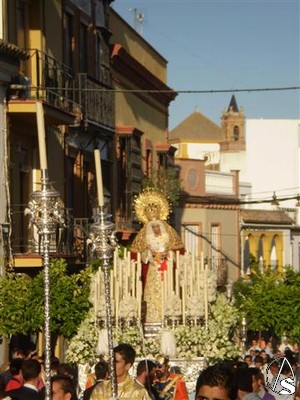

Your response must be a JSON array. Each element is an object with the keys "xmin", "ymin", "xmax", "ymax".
[{"xmin": 220, "ymin": 95, "xmax": 245, "ymax": 152}]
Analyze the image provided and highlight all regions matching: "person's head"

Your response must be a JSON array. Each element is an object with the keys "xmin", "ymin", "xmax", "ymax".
[
  {"xmin": 254, "ymin": 356, "xmax": 263, "ymax": 368},
  {"xmin": 268, "ymin": 359, "xmax": 279, "ymax": 376},
  {"xmin": 94, "ymin": 360, "xmax": 109, "ymax": 381},
  {"xmin": 113, "ymin": 343, "xmax": 136, "ymax": 383},
  {"xmin": 236, "ymin": 368, "xmax": 256, "ymax": 399},
  {"xmin": 170, "ymin": 366, "xmax": 181, "ymax": 374},
  {"xmin": 246, "ymin": 368, "xmax": 262, "ymax": 393},
  {"xmin": 244, "ymin": 355, "xmax": 252, "ymax": 366},
  {"xmin": 10, "ymin": 348, "xmax": 25, "ymax": 360},
  {"xmin": 21, "ymin": 359, "xmax": 41, "ymax": 384},
  {"xmin": 57, "ymin": 363, "xmax": 78, "ymax": 387},
  {"xmin": 195, "ymin": 363, "xmax": 237, "ymax": 400},
  {"xmin": 51, "ymin": 376, "xmax": 77, "ymax": 400},
  {"xmin": 249, "ymin": 350, "xmax": 255, "ymax": 359},
  {"xmin": 251, "ymin": 368, "xmax": 267, "ymax": 393},
  {"xmin": 9, "ymin": 359, "xmax": 23, "ymax": 376},
  {"xmin": 155, "ymin": 355, "xmax": 169, "ymax": 380},
  {"xmin": 51, "ymin": 356, "xmax": 60, "ymax": 373},
  {"xmin": 136, "ymin": 359, "xmax": 157, "ymax": 385}
]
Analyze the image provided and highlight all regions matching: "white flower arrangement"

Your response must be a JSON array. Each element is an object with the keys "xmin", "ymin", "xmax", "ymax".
[
  {"xmin": 66, "ymin": 294, "xmax": 240, "ymax": 365},
  {"xmin": 66, "ymin": 311, "xmax": 98, "ymax": 364}
]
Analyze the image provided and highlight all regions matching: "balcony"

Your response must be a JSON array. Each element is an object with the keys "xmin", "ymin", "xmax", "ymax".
[
  {"xmin": 205, "ymin": 171, "xmax": 234, "ymax": 195},
  {"xmin": 73, "ymin": 73, "xmax": 114, "ymax": 131},
  {"xmin": 7, "ymin": 49, "xmax": 79, "ymax": 125},
  {"xmin": 9, "ymin": 205, "xmax": 92, "ymax": 269}
]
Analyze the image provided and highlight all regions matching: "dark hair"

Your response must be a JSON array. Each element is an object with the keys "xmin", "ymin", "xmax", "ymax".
[
  {"xmin": 21, "ymin": 359, "xmax": 41, "ymax": 381},
  {"xmin": 136, "ymin": 359, "xmax": 157, "ymax": 376},
  {"xmin": 195, "ymin": 363, "xmax": 237, "ymax": 400},
  {"xmin": 254, "ymin": 356, "xmax": 263, "ymax": 364},
  {"xmin": 57, "ymin": 363, "xmax": 76, "ymax": 379},
  {"xmin": 113, "ymin": 343, "xmax": 136, "ymax": 366},
  {"xmin": 94, "ymin": 360, "xmax": 109, "ymax": 380},
  {"xmin": 9, "ymin": 359, "xmax": 23, "ymax": 375},
  {"xmin": 52, "ymin": 375, "xmax": 77, "ymax": 400},
  {"xmin": 236, "ymin": 368, "xmax": 256, "ymax": 393}
]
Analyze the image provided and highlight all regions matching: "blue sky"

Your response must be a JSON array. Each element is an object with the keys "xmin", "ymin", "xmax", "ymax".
[{"xmin": 111, "ymin": 0, "xmax": 300, "ymax": 129}]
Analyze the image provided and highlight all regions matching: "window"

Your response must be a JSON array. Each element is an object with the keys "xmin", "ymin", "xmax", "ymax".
[
  {"xmin": 145, "ymin": 149, "xmax": 152, "ymax": 178},
  {"xmin": 258, "ymin": 235, "xmax": 264, "ymax": 271},
  {"xmin": 95, "ymin": 33, "xmax": 102, "ymax": 80},
  {"xmin": 211, "ymin": 224, "xmax": 221, "ymax": 267},
  {"xmin": 63, "ymin": 12, "xmax": 74, "ymax": 69},
  {"xmin": 233, "ymin": 125, "xmax": 239, "ymax": 141},
  {"xmin": 184, "ymin": 225, "xmax": 200, "ymax": 257},
  {"xmin": 270, "ymin": 236, "xmax": 278, "ymax": 270},
  {"xmin": 79, "ymin": 22, "xmax": 88, "ymax": 72}
]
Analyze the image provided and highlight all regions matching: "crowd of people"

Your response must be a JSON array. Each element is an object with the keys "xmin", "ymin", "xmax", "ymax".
[{"xmin": 0, "ymin": 339, "xmax": 299, "ymax": 400}]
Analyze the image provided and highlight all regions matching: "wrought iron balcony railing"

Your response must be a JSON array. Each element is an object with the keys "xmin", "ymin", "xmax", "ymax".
[
  {"xmin": 10, "ymin": 204, "xmax": 92, "ymax": 264},
  {"xmin": 73, "ymin": 73, "xmax": 114, "ymax": 129},
  {"xmin": 9, "ymin": 49, "xmax": 78, "ymax": 114}
]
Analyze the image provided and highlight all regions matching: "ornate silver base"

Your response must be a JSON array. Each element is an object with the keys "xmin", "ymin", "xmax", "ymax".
[{"xmin": 143, "ymin": 322, "xmax": 162, "ymax": 338}]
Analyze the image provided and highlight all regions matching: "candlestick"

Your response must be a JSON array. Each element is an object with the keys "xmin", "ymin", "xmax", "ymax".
[
  {"xmin": 87, "ymin": 208, "xmax": 117, "ymax": 398},
  {"xmin": 36, "ymin": 102, "xmax": 48, "ymax": 170},
  {"xmin": 94, "ymin": 149, "xmax": 104, "ymax": 207},
  {"xmin": 27, "ymin": 170, "xmax": 65, "ymax": 400}
]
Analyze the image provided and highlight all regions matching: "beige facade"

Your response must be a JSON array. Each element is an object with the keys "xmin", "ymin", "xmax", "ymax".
[{"xmin": 109, "ymin": 9, "xmax": 177, "ymax": 230}]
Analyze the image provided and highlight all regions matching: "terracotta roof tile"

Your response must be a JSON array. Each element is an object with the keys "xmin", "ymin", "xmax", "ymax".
[
  {"xmin": 169, "ymin": 108, "xmax": 221, "ymax": 142},
  {"xmin": 241, "ymin": 209, "xmax": 294, "ymax": 225}
]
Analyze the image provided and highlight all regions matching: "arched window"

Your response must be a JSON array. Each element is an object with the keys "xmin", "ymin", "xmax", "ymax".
[
  {"xmin": 258, "ymin": 235, "xmax": 265, "ymax": 271},
  {"xmin": 233, "ymin": 126, "xmax": 239, "ymax": 141},
  {"xmin": 243, "ymin": 235, "xmax": 250, "ymax": 274},
  {"xmin": 270, "ymin": 236, "xmax": 278, "ymax": 270}
]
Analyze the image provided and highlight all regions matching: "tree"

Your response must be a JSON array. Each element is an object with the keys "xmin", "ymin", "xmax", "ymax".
[
  {"xmin": 142, "ymin": 168, "xmax": 182, "ymax": 207},
  {"xmin": 0, "ymin": 259, "xmax": 92, "ymax": 342},
  {"xmin": 233, "ymin": 265, "xmax": 300, "ymax": 344}
]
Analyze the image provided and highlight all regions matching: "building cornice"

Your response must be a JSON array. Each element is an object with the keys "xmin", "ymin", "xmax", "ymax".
[{"xmin": 111, "ymin": 44, "xmax": 177, "ymax": 106}]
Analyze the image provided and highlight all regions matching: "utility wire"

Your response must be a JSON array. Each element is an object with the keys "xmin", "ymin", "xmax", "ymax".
[{"xmin": 38, "ymin": 85, "xmax": 300, "ymax": 94}]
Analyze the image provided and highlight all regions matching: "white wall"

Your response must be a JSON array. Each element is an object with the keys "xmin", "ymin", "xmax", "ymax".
[{"xmin": 245, "ymin": 119, "xmax": 300, "ymax": 209}]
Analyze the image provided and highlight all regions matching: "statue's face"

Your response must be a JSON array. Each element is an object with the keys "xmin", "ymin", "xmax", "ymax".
[{"xmin": 152, "ymin": 224, "xmax": 161, "ymax": 235}]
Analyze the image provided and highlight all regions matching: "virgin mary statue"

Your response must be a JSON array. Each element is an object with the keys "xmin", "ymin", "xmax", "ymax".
[{"xmin": 130, "ymin": 188, "xmax": 184, "ymax": 323}]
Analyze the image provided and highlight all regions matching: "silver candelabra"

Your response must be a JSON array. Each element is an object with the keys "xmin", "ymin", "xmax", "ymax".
[
  {"xmin": 88, "ymin": 206, "xmax": 118, "ymax": 399},
  {"xmin": 27, "ymin": 169, "xmax": 65, "ymax": 400}
]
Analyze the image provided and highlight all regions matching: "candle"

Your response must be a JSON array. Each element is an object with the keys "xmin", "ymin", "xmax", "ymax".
[
  {"xmin": 183, "ymin": 261, "xmax": 187, "ymax": 324},
  {"xmin": 161, "ymin": 279, "xmax": 165, "ymax": 324},
  {"xmin": 196, "ymin": 258, "xmax": 200, "ymax": 296},
  {"xmin": 191, "ymin": 255, "xmax": 194, "ymax": 296},
  {"xmin": 175, "ymin": 251, "xmax": 180, "ymax": 296},
  {"xmin": 204, "ymin": 267, "xmax": 208, "ymax": 329},
  {"xmin": 94, "ymin": 149, "xmax": 104, "ymax": 206},
  {"xmin": 132, "ymin": 259, "xmax": 136, "ymax": 298},
  {"xmin": 36, "ymin": 102, "xmax": 47, "ymax": 170},
  {"xmin": 169, "ymin": 251, "xmax": 174, "ymax": 295},
  {"xmin": 136, "ymin": 257, "xmax": 141, "ymax": 319},
  {"xmin": 115, "ymin": 283, "xmax": 119, "ymax": 327}
]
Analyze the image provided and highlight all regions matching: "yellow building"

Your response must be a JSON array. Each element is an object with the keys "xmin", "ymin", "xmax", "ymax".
[{"xmin": 109, "ymin": 8, "xmax": 177, "ymax": 233}]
